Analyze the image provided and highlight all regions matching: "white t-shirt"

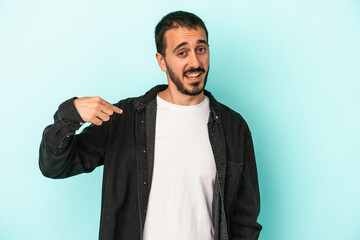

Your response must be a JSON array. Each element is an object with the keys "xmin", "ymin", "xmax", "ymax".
[{"xmin": 142, "ymin": 95, "xmax": 216, "ymax": 240}]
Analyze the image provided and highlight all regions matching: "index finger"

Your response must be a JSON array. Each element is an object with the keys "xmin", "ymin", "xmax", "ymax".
[
  {"xmin": 100, "ymin": 99, "xmax": 123, "ymax": 114},
  {"xmin": 112, "ymin": 105, "xmax": 123, "ymax": 114}
]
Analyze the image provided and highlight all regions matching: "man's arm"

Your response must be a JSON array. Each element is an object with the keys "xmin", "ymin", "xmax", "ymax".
[
  {"xmin": 230, "ymin": 131, "xmax": 262, "ymax": 239},
  {"xmin": 39, "ymin": 97, "xmax": 122, "ymax": 178}
]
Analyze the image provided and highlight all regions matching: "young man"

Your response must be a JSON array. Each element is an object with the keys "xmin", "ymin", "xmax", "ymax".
[{"xmin": 39, "ymin": 11, "xmax": 262, "ymax": 240}]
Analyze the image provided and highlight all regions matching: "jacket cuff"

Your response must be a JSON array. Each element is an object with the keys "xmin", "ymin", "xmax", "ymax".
[{"xmin": 58, "ymin": 97, "xmax": 85, "ymax": 131}]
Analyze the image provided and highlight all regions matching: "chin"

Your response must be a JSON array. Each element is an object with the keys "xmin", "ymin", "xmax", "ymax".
[{"xmin": 184, "ymin": 81, "xmax": 205, "ymax": 96}]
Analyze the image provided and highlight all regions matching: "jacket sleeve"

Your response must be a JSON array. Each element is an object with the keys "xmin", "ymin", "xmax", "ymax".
[
  {"xmin": 39, "ymin": 97, "xmax": 110, "ymax": 178},
  {"xmin": 230, "ymin": 131, "xmax": 262, "ymax": 239}
]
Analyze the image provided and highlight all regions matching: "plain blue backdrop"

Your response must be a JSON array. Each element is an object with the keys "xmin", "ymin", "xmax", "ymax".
[{"xmin": 0, "ymin": 0, "xmax": 359, "ymax": 239}]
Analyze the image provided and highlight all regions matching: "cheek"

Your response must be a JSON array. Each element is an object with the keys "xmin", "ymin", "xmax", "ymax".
[
  {"xmin": 200, "ymin": 55, "xmax": 210, "ymax": 66},
  {"xmin": 174, "ymin": 64, "xmax": 186, "ymax": 75}
]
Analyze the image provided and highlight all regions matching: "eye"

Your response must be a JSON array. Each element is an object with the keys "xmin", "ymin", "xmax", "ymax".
[
  {"xmin": 198, "ymin": 47, "xmax": 207, "ymax": 53},
  {"xmin": 178, "ymin": 51, "xmax": 186, "ymax": 56}
]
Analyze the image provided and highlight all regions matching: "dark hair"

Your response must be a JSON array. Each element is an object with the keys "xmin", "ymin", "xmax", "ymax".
[{"xmin": 155, "ymin": 10, "xmax": 208, "ymax": 56}]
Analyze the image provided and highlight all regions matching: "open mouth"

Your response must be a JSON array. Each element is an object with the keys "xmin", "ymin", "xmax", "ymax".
[{"xmin": 184, "ymin": 72, "xmax": 202, "ymax": 82}]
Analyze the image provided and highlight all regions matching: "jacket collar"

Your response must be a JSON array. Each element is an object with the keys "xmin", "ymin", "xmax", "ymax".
[{"xmin": 135, "ymin": 84, "xmax": 222, "ymax": 123}]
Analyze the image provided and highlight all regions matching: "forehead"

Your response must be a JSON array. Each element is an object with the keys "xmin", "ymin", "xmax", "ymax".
[{"xmin": 164, "ymin": 27, "xmax": 207, "ymax": 49}]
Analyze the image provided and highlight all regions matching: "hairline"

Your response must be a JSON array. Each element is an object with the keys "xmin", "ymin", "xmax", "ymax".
[{"xmin": 161, "ymin": 24, "xmax": 208, "ymax": 56}]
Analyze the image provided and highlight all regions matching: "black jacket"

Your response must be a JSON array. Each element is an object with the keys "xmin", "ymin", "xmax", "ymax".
[{"xmin": 39, "ymin": 84, "xmax": 262, "ymax": 239}]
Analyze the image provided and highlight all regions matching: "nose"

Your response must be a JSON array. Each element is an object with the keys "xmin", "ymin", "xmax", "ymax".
[{"xmin": 188, "ymin": 51, "xmax": 201, "ymax": 68}]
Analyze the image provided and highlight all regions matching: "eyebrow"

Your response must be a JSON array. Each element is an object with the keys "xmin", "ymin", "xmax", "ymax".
[{"xmin": 172, "ymin": 39, "xmax": 209, "ymax": 53}]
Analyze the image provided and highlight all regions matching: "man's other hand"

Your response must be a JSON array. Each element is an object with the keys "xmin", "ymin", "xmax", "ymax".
[{"xmin": 73, "ymin": 96, "xmax": 123, "ymax": 126}]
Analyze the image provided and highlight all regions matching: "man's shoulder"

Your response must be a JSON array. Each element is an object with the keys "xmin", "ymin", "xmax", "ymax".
[
  {"xmin": 112, "ymin": 96, "xmax": 143, "ymax": 117},
  {"xmin": 113, "ymin": 85, "xmax": 168, "ymax": 110},
  {"xmin": 114, "ymin": 96, "xmax": 141, "ymax": 107}
]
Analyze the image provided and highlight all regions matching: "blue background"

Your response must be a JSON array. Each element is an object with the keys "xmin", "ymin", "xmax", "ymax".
[{"xmin": 0, "ymin": 0, "xmax": 359, "ymax": 239}]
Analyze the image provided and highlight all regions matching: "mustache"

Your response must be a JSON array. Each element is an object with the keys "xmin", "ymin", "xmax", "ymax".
[{"xmin": 183, "ymin": 67, "xmax": 205, "ymax": 76}]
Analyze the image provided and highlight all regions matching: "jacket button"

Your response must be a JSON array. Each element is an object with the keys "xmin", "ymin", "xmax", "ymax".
[
  {"xmin": 143, "ymin": 150, "xmax": 146, "ymax": 153},
  {"xmin": 143, "ymin": 181, "xmax": 147, "ymax": 185}
]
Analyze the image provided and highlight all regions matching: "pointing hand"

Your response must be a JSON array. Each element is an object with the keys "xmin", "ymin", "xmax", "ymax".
[{"xmin": 74, "ymin": 96, "xmax": 123, "ymax": 126}]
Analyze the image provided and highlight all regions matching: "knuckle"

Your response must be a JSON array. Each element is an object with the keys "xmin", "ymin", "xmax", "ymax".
[{"xmin": 92, "ymin": 102, "xmax": 101, "ymax": 109}]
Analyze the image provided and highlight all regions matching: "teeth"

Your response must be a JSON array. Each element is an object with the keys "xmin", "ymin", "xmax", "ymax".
[{"xmin": 186, "ymin": 72, "xmax": 201, "ymax": 78}]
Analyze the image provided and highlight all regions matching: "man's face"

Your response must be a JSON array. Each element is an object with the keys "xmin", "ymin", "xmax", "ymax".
[{"xmin": 160, "ymin": 27, "xmax": 210, "ymax": 96}]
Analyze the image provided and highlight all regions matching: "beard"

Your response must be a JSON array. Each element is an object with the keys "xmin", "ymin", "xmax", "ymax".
[{"xmin": 165, "ymin": 61, "xmax": 209, "ymax": 96}]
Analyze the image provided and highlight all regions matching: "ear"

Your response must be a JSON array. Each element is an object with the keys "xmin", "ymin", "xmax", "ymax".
[{"xmin": 155, "ymin": 52, "xmax": 167, "ymax": 72}]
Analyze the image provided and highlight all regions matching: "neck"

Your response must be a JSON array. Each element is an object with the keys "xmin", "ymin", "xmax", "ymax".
[{"xmin": 158, "ymin": 86, "xmax": 205, "ymax": 106}]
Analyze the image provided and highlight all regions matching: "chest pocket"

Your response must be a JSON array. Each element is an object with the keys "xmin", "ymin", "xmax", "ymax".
[{"xmin": 224, "ymin": 161, "xmax": 244, "ymax": 204}]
